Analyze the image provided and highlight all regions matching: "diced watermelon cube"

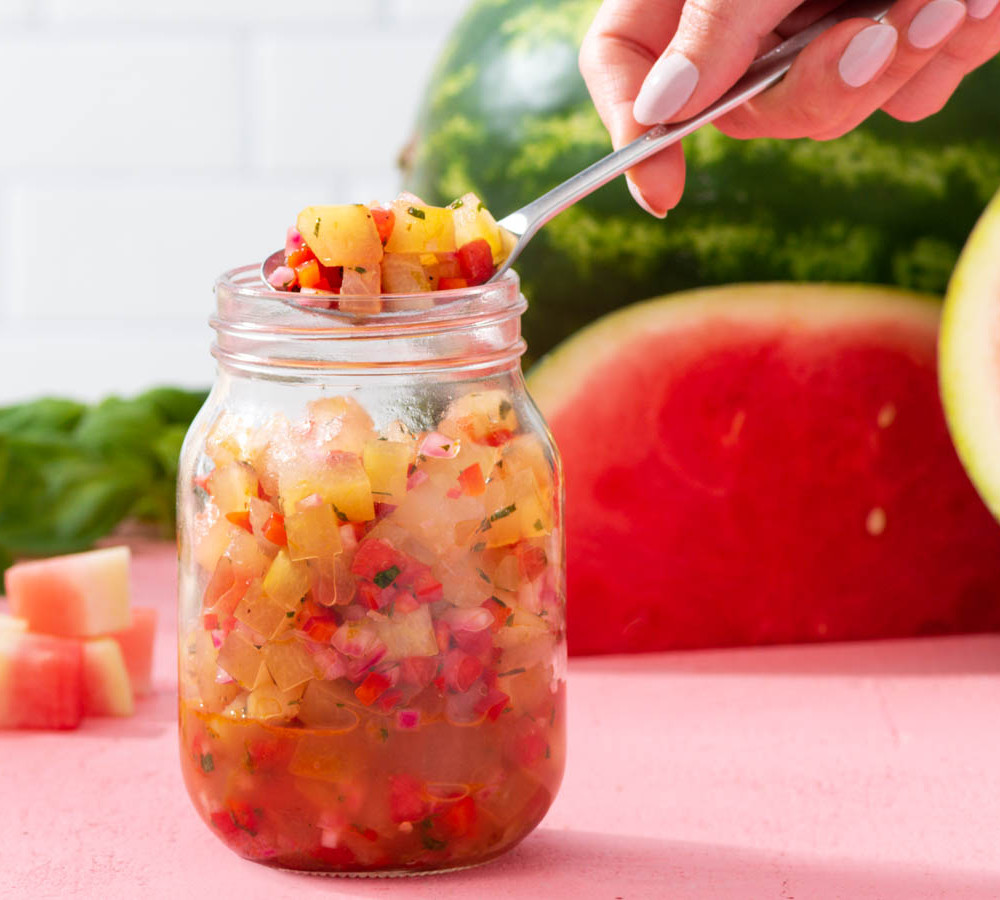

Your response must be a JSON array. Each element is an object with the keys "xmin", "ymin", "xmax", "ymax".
[
  {"xmin": 0, "ymin": 631, "xmax": 83, "ymax": 729},
  {"xmin": 5, "ymin": 546, "xmax": 131, "ymax": 637},
  {"xmin": 82, "ymin": 638, "xmax": 134, "ymax": 717},
  {"xmin": 109, "ymin": 607, "xmax": 157, "ymax": 697}
]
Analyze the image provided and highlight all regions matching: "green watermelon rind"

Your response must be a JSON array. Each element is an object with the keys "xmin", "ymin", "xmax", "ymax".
[
  {"xmin": 939, "ymin": 191, "xmax": 1000, "ymax": 520},
  {"xmin": 528, "ymin": 283, "xmax": 941, "ymax": 415}
]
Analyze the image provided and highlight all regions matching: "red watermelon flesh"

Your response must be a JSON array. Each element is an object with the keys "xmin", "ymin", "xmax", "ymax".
[
  {"xmin": 0, "ymin": 632, "xmax": 83, "ymax": 729},
  {"xmin": 527, "ymin": 285, "xmax": 1000, "ymax": 655}
]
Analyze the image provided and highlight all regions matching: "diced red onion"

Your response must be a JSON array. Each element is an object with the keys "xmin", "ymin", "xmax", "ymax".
[
  {"xmin": 442, "ymin": 606, "xmax": 494, "ymax": 633},
  {"xmin": 285, "ymin": 226, "xmax": 304, "ymax": 255},
  {"xmin": 215, "ymin": 666, "xmax": 235, "ymax": 685},
  {"xmin": 309, "ymin": 646, "xmax": 347, "ymax": 681},
  {"xmin": 331, "ymin": 623, "xmax": 381, "ymax": 658},
  {"xmin": 419, "ymin": 431, "xmax": 461, "ymax": 459},
  {"xmin": 406, "ymin": 469, "xmax": 428, "ymax": 491},
  {"xmin": 446, "ymin": 486, "xmax": 462, "ymax": 499},
  {"xmin": 267, "ymin": 265, "xmax": 296, "ymax": 291},
  {"xmin": 210, "ymin": 629, "xmax": 224, "ymax": 649},
  {"xmin": 320, "ymin": 828, "xmax": 341, "ymax": 849}
]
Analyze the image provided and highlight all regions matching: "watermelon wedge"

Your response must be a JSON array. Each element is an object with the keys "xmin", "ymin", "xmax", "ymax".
[
  {"xmin": 82, "ymin": 638, "xmax": 135, "ymax": 717},
  {"xmin": 5, "ymin": 546, "xmax": 131, "ymax": 637},
  {"xmin": 110, "ymin": 606, "xmax": 157, "ymax": 697},
  {"xmin": 940, "ymin": 189, "xmax": 1000, "ymax": 520},
  {"xmin": 0, "ymin": 631, "xmax": 83, "ymax": 729},
  {"xmin": 528, "ymin": 284, "xmax": 1000, "ymax": 654}
]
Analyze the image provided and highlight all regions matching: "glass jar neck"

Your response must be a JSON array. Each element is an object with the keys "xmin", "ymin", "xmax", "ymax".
[{"xmin": 211, "ymin": 265, "xmax": 527, "ymax": 381}]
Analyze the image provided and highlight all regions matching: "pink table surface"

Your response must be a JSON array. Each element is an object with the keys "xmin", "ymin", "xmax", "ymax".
[{"xmin": 3, "ymin": 542, "xmax": 1000, "ymax": 900}]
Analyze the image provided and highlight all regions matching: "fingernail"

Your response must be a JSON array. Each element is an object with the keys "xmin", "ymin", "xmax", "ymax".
[
  {"xmin": 838, "ymin": 24, "xmax": 898, "ymax": 87},
  {"xmin": 967, "ymin": 0, "xmax": 999, "ymax": 19},
  {"xmin": 626, "ymin": 176, "xmax": 667, "ymax": 219},
  {"xmin": 908, "ymin": 0, "xmax": 966, "ymax": 49},
  {"xmin": 633, "ymin": 53, "xmax": 700, "ymax": 125}
]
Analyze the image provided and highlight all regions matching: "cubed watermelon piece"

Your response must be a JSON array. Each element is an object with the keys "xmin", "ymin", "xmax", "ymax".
[
  {"xmin": 5, "ymin": 546, "xmax": 131, "ymax": 637},
  {"xmin": 109, "ymin": 607, "xmax": 157, "ymax": 697},
  {"xmin": 0, "ymin": 631, "xmax": 83, "ymax": 729},
  {"xmin": 82, "ymin": 638, "xmax": 135, "ymax": 717}
]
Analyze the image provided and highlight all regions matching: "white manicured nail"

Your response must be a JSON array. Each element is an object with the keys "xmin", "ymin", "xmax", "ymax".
[
  {"xmin": 908, "ymin": 0, "xmax": 966, "ymax": 48},
  {"xmin": 967, "ymin": 0, "xmax": 999, "ymax": 19},
  {"xmin": 838, "ymin": 24, "xmax": 898, "ymax": 87},
  {"xmin": 633, "ymin": 53, "xmax": 700, "ymax": 125},
  {"xmin": 626, "ymin": 176, "xmax": 667, "ymax": 219}
]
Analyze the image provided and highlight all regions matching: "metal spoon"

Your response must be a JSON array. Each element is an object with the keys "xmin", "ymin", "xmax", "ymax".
[{"xmin": 261, "ymin": 0, "xmax": 892, "ymax": 291}]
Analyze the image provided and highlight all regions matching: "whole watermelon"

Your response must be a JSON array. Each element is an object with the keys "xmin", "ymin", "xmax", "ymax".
[{"xmin": 401, "ymin": 0, "xmax": 1000, "ymax": 358}]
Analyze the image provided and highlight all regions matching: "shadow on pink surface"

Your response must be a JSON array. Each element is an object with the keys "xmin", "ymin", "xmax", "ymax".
[{"xmin": 310, "ymin": 829, "xmax": 1000, "ymax": 900}]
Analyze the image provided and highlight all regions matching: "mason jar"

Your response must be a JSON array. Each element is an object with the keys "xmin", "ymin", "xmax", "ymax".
[{"xmin": 176, "ymin": 266, "xmax": 566, "ymax": 875}]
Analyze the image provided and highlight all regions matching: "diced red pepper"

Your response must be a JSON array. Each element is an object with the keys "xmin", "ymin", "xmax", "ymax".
[
  {"xmin": 311, "ymin": 844, "xmax": 357, "ymax": 867},
  {"xmin": 296, "ymin": 259, "xmax": 321, "ymax": 289},
  {"xmin": 389, "ymin": 773, "xmax": 428, "ymax": 823},
  {"xmin": 357, "ymin": 581, "xmax": 384, "ymax": 611},
  {"xmin": 202, "ymin": 612, "xmax": 219, "ymax": 631},
  {"xmin": 194, "ymin": 474, "xmax": 211, "ymax": 493},
  {"xmin": 351, "ymin": 823, "xmax": 379, "ymax": 842},
  {"xmin": 319, "ymin": 263, "xmax": 343, "ymax": 292},
  {"xmin": 393, "ymin": 593, "xmax": 420, "ymax": 614},
  {"xmin": 355, "ymin": 671, "xmax": 392, "ymax": 706},
  {"xmin": 438, "ymin": 276, "xmax": 470, "ymax": 290},
  {"xmin": 481, "ymin": 687, "xmax": 510, "ymax": 722},
  {"xmin": 458, "ymin": 463, "xmax": 486, "ymax": 496},
  {"xmin": 211, "ymin": 810, "xmax": 240, "ymax": 838},
  {"xmin": 406, "ymin": 566, "xmax": 444, "ymax": 604},
  {"xmin": 286, "ymin": 244, "xmax": 316, "ymax": 268},
  {"xmin": 376, "ymin": 688, "xmax": 403, "ymax": 712},
  {"xmin": 517, "ymin": 544, "xmax": 548, "ymax": 582},
  {"xmin": 371, "ymin": 208, "xmax": 395, "ymax": 245},
  {"xmin": 228, "ymin": 800, "xmax": 260, "ymax": 835},
  {"xmin": 483, "ymin": 428, "xmax": 514, "ymax": 447},
  {"xmin": 510, "ymin": 718, "xmax": 548, "ymax": 768},
  {"xmin": 457, "ymin": 239, "xmax": 494, "ymax": 285},
  {"xmin": 482, "ymin": 597, "xmax": 508, "ymax": 633},
  {"xmin": 225, "ymin": 510, "xmax": 252, "ymax": 533},
  {"xmin": 303, "ymin": 616, "xmax": 338, "ymax": 644},
  {"xmin": 442, "ymin": 649, "xmax": 483, "ymax": 693},
  {"xmin": 437, "ymin": 795, "xmax": 477, "ymax": 839},
  {"xmin": 262, "ymin": 512, "xmax": 287, "ymax": 546}
]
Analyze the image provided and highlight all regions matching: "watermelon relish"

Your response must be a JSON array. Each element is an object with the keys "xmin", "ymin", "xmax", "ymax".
[
  {"xmin": 266, "ymin": 191, "xmax": 513, "ymax": 303},
  {"xmin": 179, "ymin": 389, "xmax": 565, "ymax": 873}
]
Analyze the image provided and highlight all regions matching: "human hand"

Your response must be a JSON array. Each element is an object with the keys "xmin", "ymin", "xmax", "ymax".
[{"xmin": 579, "ymin": 0, "xmax": 1000, "ymax": 216}]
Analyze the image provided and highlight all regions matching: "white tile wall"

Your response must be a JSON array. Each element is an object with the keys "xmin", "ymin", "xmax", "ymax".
[{"xmin": 0, "ymin": 0, "xmax": 472, "ymax": 404}]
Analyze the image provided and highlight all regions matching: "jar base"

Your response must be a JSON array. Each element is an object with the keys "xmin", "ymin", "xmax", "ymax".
[{"xmin": 273, "ymin": 859, "xmax": 491, "ymax": 878}]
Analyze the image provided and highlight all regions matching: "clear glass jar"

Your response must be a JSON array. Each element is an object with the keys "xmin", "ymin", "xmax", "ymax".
[{"xmin": 176, "ymin": 266, "xmax": 566, "ymax": 875}]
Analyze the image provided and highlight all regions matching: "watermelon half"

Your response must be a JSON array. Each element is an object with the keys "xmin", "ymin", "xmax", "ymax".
[
  {"xmin": 940, "ymin": 189, "xmax": 1000, "ymax": 520},
  {"xmin": 528, "ymin": 284, "xmax": 1000, "ymax": 654}
]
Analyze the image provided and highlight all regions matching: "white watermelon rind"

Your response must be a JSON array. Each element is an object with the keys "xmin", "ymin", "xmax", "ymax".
[{"xmin": 939, "ymin": 192, "xmax": 1000, "ymax": 521}]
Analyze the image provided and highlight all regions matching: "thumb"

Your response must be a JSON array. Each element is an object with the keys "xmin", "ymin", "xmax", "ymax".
[{"xmin": 633, "ymin": 0, "xmax": 801, "ymax": 125}]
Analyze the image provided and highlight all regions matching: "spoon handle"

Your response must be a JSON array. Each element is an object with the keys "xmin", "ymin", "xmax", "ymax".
[{"xmin": 496, "ymin": 0, "xmax": 892, "ymax": 256}]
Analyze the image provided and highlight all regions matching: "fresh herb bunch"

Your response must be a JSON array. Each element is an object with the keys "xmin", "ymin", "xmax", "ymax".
[{"xmin": 0, "ymin": 387, "xmax": 208, "ymax": 577}]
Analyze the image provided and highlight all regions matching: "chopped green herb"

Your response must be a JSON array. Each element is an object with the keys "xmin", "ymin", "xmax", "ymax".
[
  {"xmin": 498, "ymin": 667, "xmax": 526, "ymax": 678},
  {"xmin": 539, "ymin": 609, "xmax": 549, "ymax": 617},
  {"xmin": 491, "ymin": 595, "xmax": 507, "ymax": 607},
  {"xmin": 313, "ymin": 218, "xmax": 321, "ymax": 237},
  {"xmin": 505, "ymin": 613, "xmax": 515, "ymax": 627},
  {"xmin": 379, "ymin": 727, "xmax": 389, "ymax": 742},
  {"xmin": 288, "ymin": 699, "xmax": 300, "ymax": 706},
  {"xmin": 407, "ymin": 206, "xmax": 426, "ymax": 220},
  {"xmin": 374, "ymin": 565, "xmax": 401, "ymax": 588},
  {"xmin": 333, "ymin": 504, "xmax": 348, "ymax": 523},
  {"xmin": 421, "ymin": 833, "xmax": 447, "ymax": 851},
  {"xmin": 550, "ymin": 707, "xmax": 556, "ymax": 726},
  {"xmin": 479, "ymin": 517, "xmax": 492, "ymax": 532},
  {"xmin": 533, "ymin": 519, "xmax": 544, "ymax": 531},
  {"xmin": 490, "ymin": 503, "xmax": 517, "ymax": 522},
  {"xmin": 448, "ymin": 199, "xmax": 464, "ymax": 209},
  {"xmin": 477, "ymin": 201, "xmax": 485, "ymax": 211},
  {"xmin": 476, "ymin": 567, "xmax": 491, "ymax": 583},
  {"xmin": 441, "ymin": 443, "xmax": 450, "ymax": 452},
  {"xmin": 545, "ymin": 745, "xmax": 551, "ymax": 759},
  {"xmin": 354, "ymin": 266, "xmax": 367, "ymax": 274},
  {"xmin": 286, "ymin": 610, "xmax": 295, "ymax": 618},
  {"xmin": 337, "ymin": 794, "xmax": 346, "ymax": 803},
  {"xmin": 472, "ymin": 541, "xmax": 486, "ymax": 553},
  {"xmin": 498, "ymin": 399, "xmax": 512, "ymax": 418},
  {"xmin": 200, "ymin": 752, "xmax": 214, "ymax": 773}
]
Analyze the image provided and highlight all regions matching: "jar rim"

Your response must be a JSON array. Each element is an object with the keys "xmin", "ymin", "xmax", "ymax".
[{"xmin": 214, "ymin": 264, "xmax": 525, "ymax": 337}]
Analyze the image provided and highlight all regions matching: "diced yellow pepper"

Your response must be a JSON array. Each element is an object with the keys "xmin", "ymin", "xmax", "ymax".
[
  {"xmin": 297, "ymin": 204, "xmax": 384, "ymax": 269},
  {"xmin": 452, "ymin": 192, "xmax": 505, "ymax": 262},
  {"xmin": 363, "ymin": 440, "xmax": 411, "ymax": 505},
  {"xmin": 385, "ymin": 201, "xmax": 457, "ymax": 254},
  {"xmin": 285, "ymin": 503, "xmax": 342, "ymax": 561}
]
